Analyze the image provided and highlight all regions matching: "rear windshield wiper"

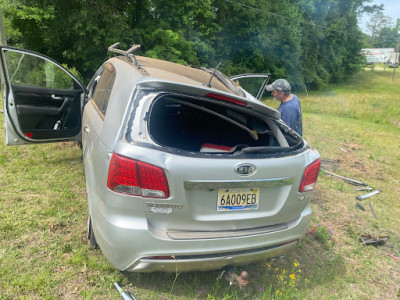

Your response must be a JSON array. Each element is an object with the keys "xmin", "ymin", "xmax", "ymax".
[
  {"xmin": 200, "ymin": 67, "xmax": 243, "ymax": 96},
  {"xmin": 203, "ymin": 62, "xmax": 222, "ymax": 88}
]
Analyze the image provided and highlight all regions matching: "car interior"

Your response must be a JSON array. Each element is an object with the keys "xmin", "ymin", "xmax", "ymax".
[
  {"xmin": 148, "ymin": 95, "xmax": 302, "ymax": 154},
  {"xmin": 11, "ymin": 84, "xmax": 82, "ymax": 139}
]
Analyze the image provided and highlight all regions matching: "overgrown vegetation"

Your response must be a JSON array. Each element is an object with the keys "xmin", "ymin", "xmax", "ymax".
[
  {"xmin": 0, "ymin": 0, "xmax": 381, "ymax": 89},
  {"xmin": 0, "ymin": 66, "xmax": 399, "ymax": 299}
]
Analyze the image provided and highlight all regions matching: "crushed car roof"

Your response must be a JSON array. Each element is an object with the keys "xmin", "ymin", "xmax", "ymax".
[
  {"xmin": 114, "ymin": 50, "xmax": 280, "ymax": 120},
  {"xmin": 119, "ymin": 55, "xmax": 241, "ymax": 96}
]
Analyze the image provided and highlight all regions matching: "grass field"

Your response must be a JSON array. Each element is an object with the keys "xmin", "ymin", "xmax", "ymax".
[{"xmin": 1, "ymin": 68, "xmax": 399, "ymax": 299}]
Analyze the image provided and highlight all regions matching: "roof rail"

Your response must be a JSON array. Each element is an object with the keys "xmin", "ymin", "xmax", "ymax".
[
  {"xmin": 108, "ymin": 42, "xmax": 141, "ymax": 68},
  {"xmin": 108, "ymin": 42, "xmax": 140, "ymax": 56}
]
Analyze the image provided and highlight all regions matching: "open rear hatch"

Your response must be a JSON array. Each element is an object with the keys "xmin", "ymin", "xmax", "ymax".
[
  {"xmin": 124, "ymin": 87, "xmax": 311, "ymax": 237},
  {"xmin": 147, "ymin": 92, "xmax": 303, "ymax": 155}
]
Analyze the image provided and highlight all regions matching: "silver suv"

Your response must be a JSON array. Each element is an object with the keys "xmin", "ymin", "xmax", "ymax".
[{"xmin": 0, "ymin": 44, "xmax": 320, "ymax": 272}]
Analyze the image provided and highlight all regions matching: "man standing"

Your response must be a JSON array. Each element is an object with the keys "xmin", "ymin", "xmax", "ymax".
[{"xmin": 266, "ymin": 79, "xmax": 302, "ymax": 136}]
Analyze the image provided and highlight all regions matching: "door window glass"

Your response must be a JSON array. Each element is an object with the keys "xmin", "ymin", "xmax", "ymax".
[
  {"xmin": 4, "ymin": 50, "xmax": 74, "ymax": 89},
  {"xmin": 230, "ymin": 74, "xmax": 270, "ymax": 100},
  {"xmin": 234, "ymin": 77, "xmax": 265, "ymax": 97}
]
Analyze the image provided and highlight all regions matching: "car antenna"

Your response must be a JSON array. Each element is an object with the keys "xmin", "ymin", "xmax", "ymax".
[
  {"xmin": 204, "ymin": 61, "xmax": 222, "ymax": 88},
  {"xmin": 108, "ymin": 42, "xmax": 141, "ymax": 68}
]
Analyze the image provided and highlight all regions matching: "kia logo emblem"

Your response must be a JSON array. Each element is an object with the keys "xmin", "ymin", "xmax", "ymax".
[{"xmin": 234, "ymin": 163, "xmax": 256, "ymax": 176}]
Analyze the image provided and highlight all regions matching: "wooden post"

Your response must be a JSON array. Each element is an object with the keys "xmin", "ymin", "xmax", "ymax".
[{"xmin": 393, "ymin": 31, "xmax": 400, "ymax": 81}]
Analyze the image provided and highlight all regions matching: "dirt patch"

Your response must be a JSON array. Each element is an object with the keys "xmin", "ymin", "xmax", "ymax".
[
  {"xmin": 56, "ymin": 273, "xmax": 89, "ymax": 299},
  {"xmin": 390, "ymin": 119, "xmax": 400, "ymax": 128}
]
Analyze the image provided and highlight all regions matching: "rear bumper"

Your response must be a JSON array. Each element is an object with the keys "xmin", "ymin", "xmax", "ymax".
[
  {"xmin": 126, "ymin": 240, "xmax": 298, "ymax": 272},
  {"xmin": 91, "ymin": 202, "xmax": 312, "ymax": 272}
]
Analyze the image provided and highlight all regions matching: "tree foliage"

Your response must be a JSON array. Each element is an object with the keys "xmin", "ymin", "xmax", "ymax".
[
  {"xmin": 1, "ymin": 0, "xmax": 371, "ymax": 90},
  {"xmin": 373, "ymin": 26, "xmax": 399, "ymax": 48},
  {"xmin": 363, "ymin": 3, "xmax": 400, "ymax": 49}
]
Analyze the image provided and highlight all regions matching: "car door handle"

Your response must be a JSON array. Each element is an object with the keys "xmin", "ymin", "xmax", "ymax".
[
  {"xmin": 84, "ymin": 125, "xmax": 90, "ymax": 133},
  {"xmin": 52, "ymin": 94, "xmax": 63, "ymax": 100}
]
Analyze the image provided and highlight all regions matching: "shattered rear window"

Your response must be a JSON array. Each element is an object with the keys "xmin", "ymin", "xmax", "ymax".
[{"xmin": 144, "ymin": 93, "xmax": 303, "ymax": 155}]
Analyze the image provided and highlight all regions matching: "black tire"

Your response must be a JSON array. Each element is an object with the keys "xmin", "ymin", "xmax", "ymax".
[{"xmin": 87, "ymin": 216, "xmax": 98, "ymax": 249}]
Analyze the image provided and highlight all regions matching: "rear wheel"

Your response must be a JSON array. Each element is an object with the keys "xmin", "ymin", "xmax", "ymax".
[{"xmin": 87, "ymin": 216, "xmax": 98, "ymax": 249}]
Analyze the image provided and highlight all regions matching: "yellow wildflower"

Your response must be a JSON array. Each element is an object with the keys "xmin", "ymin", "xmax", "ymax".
[
  {"xmin": 266, "ymin": 263, "xmax": 271, "ymax": 268},
  {"xmin": 294, "ymin": 261, "xmax": 299, "ymax": 267},
  {"xmin": 290, "ymin": 273, "xmax": 296, "ymax": 280},
  {"xmin": 275, "ymin": 267, "xmax": 279, "ymax": 271}
]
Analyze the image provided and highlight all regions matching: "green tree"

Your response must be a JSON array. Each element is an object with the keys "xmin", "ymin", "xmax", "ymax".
[
  {"xmin": 211, "ymin": 0, "xmax": 305, "ymax": 90},
  {"xmin": 367, "ymin": 11, "xmax": 394, "ymax": 45},
  {"xmin": 1, "ymin": 0, "xmax": 137, "ymax": 80},
  {"xmin": 373, "ymin": 27, "xmax": 398, "ymax": 48},
  {"xmin": 0, "ymin": 0, "xmax": 374, "ymax": 90},
  {"xmin": 138, "ymin": 0, "xmax": 218, "ymax": 65}
]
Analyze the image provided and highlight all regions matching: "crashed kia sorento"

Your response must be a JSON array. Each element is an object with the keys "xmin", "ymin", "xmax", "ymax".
[{"xmin": 0, "ymin": 43, "xmax": 320, "ymax": 272}]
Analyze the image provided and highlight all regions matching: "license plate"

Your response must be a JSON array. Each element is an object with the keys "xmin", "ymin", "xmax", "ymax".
[{"xmin": 217, "ymin": 188, "xmax": 259, "ymax": 211}]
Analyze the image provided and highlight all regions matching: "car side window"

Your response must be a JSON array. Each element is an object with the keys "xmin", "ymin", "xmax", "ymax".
[
  {"xmin": 92, "ymin": 62, "xmax": 116, "ymax": 116},
  {"xmin": 4, "ymin": 50, "xmax": 74, "ymax": 89},
  {"xmin": 86, "ymin": 66, "xmax": 104, "ymax": 101}
]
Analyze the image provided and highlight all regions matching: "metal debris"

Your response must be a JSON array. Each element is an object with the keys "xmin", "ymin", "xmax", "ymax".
[
  {"xmin": 359, "ymin": 235, "xmax": 388, "ymax": 246},
  {"xmin": 321, "ymin": 169, "xmax": 368, "ymax": 186},
  {"xmin": 356, "ymin": 202, "xmax": 365, "ymax": 211},
  {"xmin": 114, "ymin": 282, "xmax": 138, "ymax": 300},
  {"xmin": 356, "ymin": 189, "xmax": 382, "ymax": 201},
  {"xmin": 354, "ymin": 187, "xmax": 373, "ymax": 191},
  {"xmin": 369, "ymin": 202, "xmax": 377, "ymax": 218}
]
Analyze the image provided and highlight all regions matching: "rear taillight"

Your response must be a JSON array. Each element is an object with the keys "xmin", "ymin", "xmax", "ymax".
[
  {"xmin": 299, "ymin": 158, "xmax": 321, "ymax": 193},
  {"xmin": 107, "ymin": 153, "xmax": 170, "ymax": 198}
]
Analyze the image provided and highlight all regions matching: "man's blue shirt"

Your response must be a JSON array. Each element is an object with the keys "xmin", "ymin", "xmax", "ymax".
[{"xmin": 277, "ymin": 94, "xmax": 302, "ymax": 136}]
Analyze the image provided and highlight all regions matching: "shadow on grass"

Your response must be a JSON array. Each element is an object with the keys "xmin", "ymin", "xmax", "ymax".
[{"xmin": 117, "ymin": 235, "xmax": 346, "ymax": 299}]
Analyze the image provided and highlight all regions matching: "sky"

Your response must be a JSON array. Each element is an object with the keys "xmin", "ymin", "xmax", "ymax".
[{"xmin": 359, "ymin": 0, "xmax": 400, "ymax": 33}]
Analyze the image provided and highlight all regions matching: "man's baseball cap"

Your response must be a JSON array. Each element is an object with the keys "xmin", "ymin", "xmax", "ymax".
[{"xmin": 265, "ymin": 79, "xmax": 291, "ymax": 92}]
